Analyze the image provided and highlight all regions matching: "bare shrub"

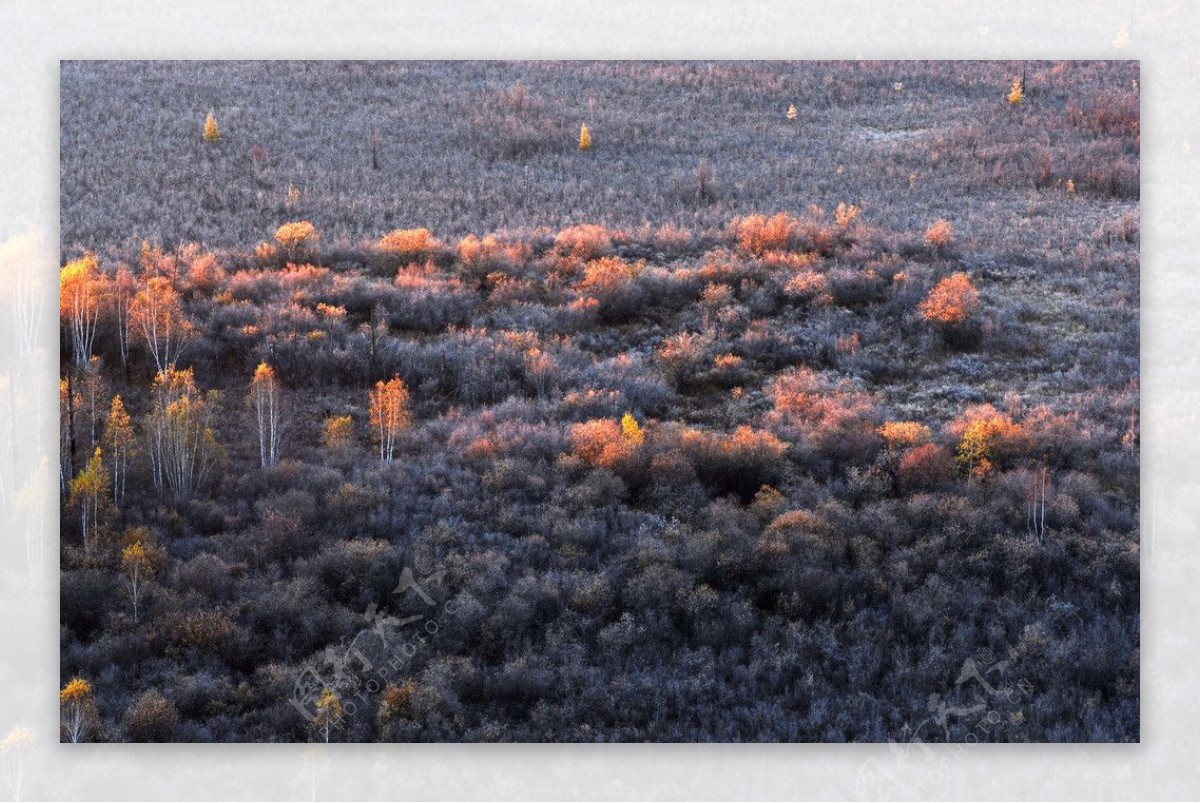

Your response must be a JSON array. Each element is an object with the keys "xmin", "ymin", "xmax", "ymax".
[{"xmin": 125, "ymin": 690, "xmax": 180, "ymax": 742}]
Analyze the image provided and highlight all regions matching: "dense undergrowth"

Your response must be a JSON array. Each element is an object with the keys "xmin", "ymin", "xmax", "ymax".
[{"xmin": 59, "ymin": 60, "xmax": 1138, "ymax": 742}]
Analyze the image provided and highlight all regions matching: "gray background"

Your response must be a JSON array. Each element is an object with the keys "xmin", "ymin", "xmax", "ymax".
[{"xmin": 0, "ymin": 0, "xmax": 1193, "ymax": 799}]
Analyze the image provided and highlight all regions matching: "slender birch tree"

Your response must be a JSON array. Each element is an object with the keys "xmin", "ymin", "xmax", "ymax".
[
  {"xmin": 60, "ymin": 254, "xmax": 102, "ymax": 367},
  {"xmin": 103, "ymin": 394, "xmax": 136, "ymax": 507},
  {"xmin": 68, "ymin": 447, "xmax": 109, "ymax": 554},
  {"xmin": 145, "ymin": 366, "xmax": 220, "ymax": 500},
  {"xmin": 121, "ymin": 540, "xmax": 154, "ymax": 623},
  {"xmin": 130, "ymin": 276, "xmax": 192, "ymax": 374},
  {"xmin": 368, "ymin": 375, "xmax": 410, "ymax": 464},
  {"xmin": 249, "ymin": 362, "xmax": 282, "ymax": 468},
  {"xmin": 77, "ymin": 357, "xmax": 107, "ymax": 455},
  {"xmin": 110, "ymin": 265, "xmax": 136, "ymax": 372},
  {"xmin": 59, "ymin": 678, "xmax": 98, "ymax": 744}
]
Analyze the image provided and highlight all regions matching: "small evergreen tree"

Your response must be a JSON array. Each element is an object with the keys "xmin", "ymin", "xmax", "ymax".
[
  {"xmin": 1007, "ymin": 77, "xmax": 1024, "ymax": 105},
  {"xmin": 621, "ymin": 412, "xmax": 644, "ymax": 445},
  {"xmin": 203, "ymin": 112, "xmax": 220, "ymax": 141}
]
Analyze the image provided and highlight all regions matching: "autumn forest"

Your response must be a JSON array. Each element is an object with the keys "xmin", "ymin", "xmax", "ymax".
[{"xmin": 58, "ymin": 61, "xmax": 1139, "ymax": 742}]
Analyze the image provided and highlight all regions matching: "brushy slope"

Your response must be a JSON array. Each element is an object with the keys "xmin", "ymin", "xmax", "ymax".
[
  {"xmin": 61, "ymin": 60, "xmax": 1137, "ymax": 250},
  {"xmin": 59, "ymin": 61, "xmax": 1138, "ymax": 743}
]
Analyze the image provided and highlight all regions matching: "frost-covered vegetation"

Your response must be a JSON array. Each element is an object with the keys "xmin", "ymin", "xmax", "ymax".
[{"xmin": 59, "ymin": 60, "xmax": 1138, "ymax": 742}]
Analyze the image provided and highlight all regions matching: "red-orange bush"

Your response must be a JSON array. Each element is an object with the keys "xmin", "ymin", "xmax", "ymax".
[
  {"xmin": 576, "ymin": 256, "xmax": 642, "ymax": 320},
  {"xmin": 897, "ymin": 443, "xmax": 957, "ymax": 490},
  {"xmin": 918, "ymin": 272, "xmax": 980, "ymax": 326},
  {"xmin": 948, "ymin": 404, "xmax": 1029, "ymax": 477},
  {"xmin": 923, "ymin": 219, "xmax": 953, "ymax": 250},
  {"xmin": 733, "ymin": 213, "xmax": 800, "ymax": 255},
  {"xmin": 783, "ymin": 269, "xmax": 831, "ymax": 304},
  {"xmin": 568, "ymin": 417, "xmax": 643, "ymax": 472},
  {"xmin": 769, "ymin": 367, "xmax": 881, "ymax": 467},
  {"xmin": 553, "ymin": 224, "xmax": 614, "ymax": 261},
  {"xmin": 878, "ymin": 421, "xmax": 932, "ymax": 450},
  {"xmin": 379, "ymin": 228, "xmax": 439, "ymax": 260},
  {"xmin": 678, "ymin": 425, "xmax": 788, "ymax": 500}
]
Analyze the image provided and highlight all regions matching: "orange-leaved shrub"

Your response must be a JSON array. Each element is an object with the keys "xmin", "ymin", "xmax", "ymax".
[
  {"xmin": 379, "ymin": 228, "xmax": 439, "ymax": 261},
  {"xmin": 656, "ymin": 331, "xmax": 712, "ymax": 386},
  {"xmin": 948, "ymin": 404, "xmax": 1029, "ymax": 479},
  {"xmin": 768, "ymin": 367, "xmax": 881, "ymax": 468},
  {"xmin": 678, "ymin": 425, "xmax": 788, "ymax": 500},
  {"xmin": 896, "ymin": 443, "xmax": 957, "ymax": 491},
  {"xmin": 274, "ymin": 221, "xmax": 318, "ymax": 255},
  {"xmin": 759, "ymin": 507, "xmax": 845, "ymax": 571},
  {"xmin": 553, "ymin": 224, "xmax": 613, "ymax": 261},
  {"xmin": 733, "ymin": 213, "xmax": 800, "ymax": 255},
  {"xmin": 834, "ymin": 202, "xmax": 860, "ymax": 227},
  {"xmin": 457, "ymin": 234, "xmax": 530, "ymax": 278},
  {"xmin": 568, "ymin": 415, "xmax": 646, "ymax": 477},
  {"xmin": 783, "ymin": 269, "xmax": 832, "ymax": 305},
  {"xmin": 203, "ymin": 112, "xmax": 220, "ymax": 142},
  {"xmin": 919, "ymin": 271, "xmax": 982, "ymax": 348},
  {"xmin": 878, "ymin": 421, "xmax": 932, "ymax": 450},
  {"xmin": 576, "ymin": 256, "xmax": 643, "ymax": 320},
  {"xmin": 923, "ymin": 218, "xmax": 953, "ymax": 250},
  {"xmin": 919, "ymin": 272, "xmax": 979, "ymax": 326}
]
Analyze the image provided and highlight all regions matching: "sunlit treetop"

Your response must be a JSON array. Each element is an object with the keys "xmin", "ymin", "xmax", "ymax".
[
  {"xmin": 60, "ymin": 678, "xmax": 93, "ymax": 704},
  {"xmin": 918, "ymin": 272, "xmax": 979, "ymax": 326}
]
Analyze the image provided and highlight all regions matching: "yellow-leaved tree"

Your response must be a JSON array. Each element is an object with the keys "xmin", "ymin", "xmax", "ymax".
[
  {"xmin": 203, "ymin": 112, "xmax": 220, "ymax": 141},
  {"xmin": 579, "ymin": 123, "xmax": 591, "ymax": 151},
  {"xmin": 103, "ymin": 394, "xmax": 136, "ymax": 507},
  {"xmin": 322, "ymin": 415, "xmax": 355, "ymax": 455},
  {"xmin": 60, "ymin": 254, "xmax": 103, "ymax": 367},
  {"xmin": 249, "ymin": 362, "xmax": 282, "ymax": 468},
  {"xmin": 1007, "ymin": 77, "xmax": 1024, "ymax": 105},
  {"xmin": 60, "ymin": 678, "xmax": 98, "ymax": 743},
  {"xmin": 312, "ymin": 689, "xmax": 343, "ymax": 743},
  {"xmin": 146, "ymin": 366, "xmax": 221, "ymax": 500},
  {"xmin": 368, "ymin": 376, "xmax": 411, "ymax": 464},
  {"xmin": 121, "ymin": 539, "xmax": 155, "ymax": 623},
  {"xmin": 621, "ymin": 412, "xmax": 644, "ymax": 445},
  {"xmin": 956, "ymin": 413, "xmax": 1023, "ymax": 479},
  {"xmin": 68, "ymin": 447, "xmax": 110, "ymax": 554}
]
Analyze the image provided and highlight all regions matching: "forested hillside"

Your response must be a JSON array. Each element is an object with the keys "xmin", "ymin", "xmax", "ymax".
[{"xmin": 59, "ymin": 60, "xmax": 1139, "ymax": 742}]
